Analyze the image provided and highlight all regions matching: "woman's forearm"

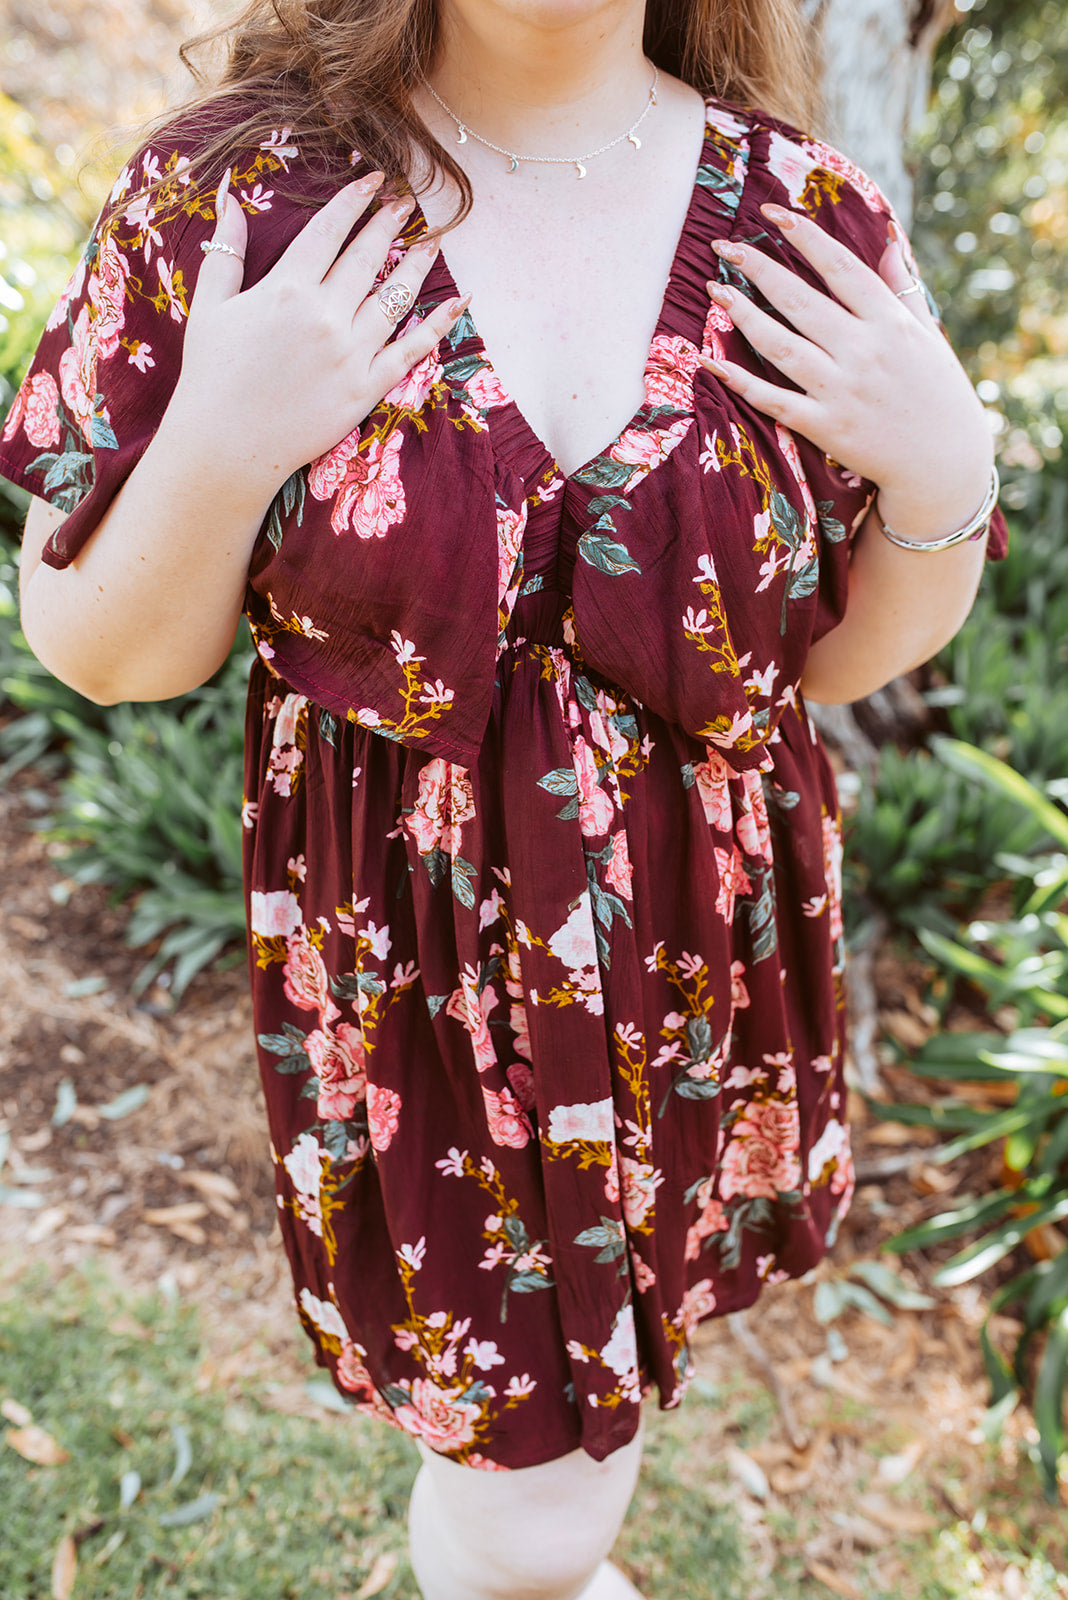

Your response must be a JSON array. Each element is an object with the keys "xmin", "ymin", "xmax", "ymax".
[
  {"xmin": 20, "ymin": 397, "xmax": 278, "ymax": 706},
  {"xmin": 799, "ymin": 484, "xmax": 989, "ymax": 706}
]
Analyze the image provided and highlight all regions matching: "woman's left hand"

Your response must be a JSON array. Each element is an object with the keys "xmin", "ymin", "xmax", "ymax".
[{"xmin": 700, "ymin": 202, "xmax": 993, "ymax": 533}]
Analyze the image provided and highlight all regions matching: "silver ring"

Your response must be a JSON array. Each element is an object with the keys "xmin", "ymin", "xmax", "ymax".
[
  {"xmin": 200, "ymin": 240, "xmax": 245, "ymax": 263},
  {"xmin": 895, "ymin": 278, "xmax": 925, "ymax": 299},
  {"xmin": 376, "ymin": 281, "xmax": 415, "ymax": 325}
]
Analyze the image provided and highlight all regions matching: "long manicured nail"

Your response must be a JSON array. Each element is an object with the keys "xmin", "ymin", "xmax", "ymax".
[
  {"xmin": 355, "ymin": 169, "xmax": 385, "ymax": 193},
  {"xmin": 707, "ymin": 283, "xmax": 733, "ymax": 307},
  {"xmin": 712, "ymin": 240, "xmax": 745, "ymax": 265},
  {"xmin": 390, "ymin": 194, "xmax": 416, "ymax": 218},
  {"xmin": 699, "ymin": 354, "xmax": 731, "ymax": 379},
  {"xmin": 761, "ymin": 202, "xmax": 797, "ymax": 230}
]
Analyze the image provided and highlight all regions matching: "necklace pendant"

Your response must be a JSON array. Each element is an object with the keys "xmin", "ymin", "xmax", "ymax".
[
  {"xmin": 456, "ymin": 124, "xmax": 468, "ymax": 144},
  {"xmin": 507, "ymin": 155, "xmax": 519, "ymax": 173},
  {"xmin": 575, "ymin": 161, "xmax": 587, "ymax": 178},
  {"xmin": 628, "ymin": 133, "xmax": 642, "ymax": 150}
]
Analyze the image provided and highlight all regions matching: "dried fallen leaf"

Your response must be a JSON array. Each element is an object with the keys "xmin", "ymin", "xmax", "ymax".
[
  {"xmin": 355, "ymin": 1551, "xmax": 399, "ymax": 1599},
  {"xmin": 7, "ymin": 1424, "xmax": 70, "ymax": 1465},
  {"xmin": 180, "ymin": 1171, "xmax": 240, "ymax": 1203},
  {"xmin": 2, "ymin": 1398, "xmax": 32, "ymax": 1426},
  {"xmin": 143, "ymin": 1202, "xmax": 210, "ymax": 1227},
  {"xmin": 857, "ymin": 1492, "xmax": 938, "ymax": 1534},
  {"xmin": 828, "ymin": 1511, "xmax": 891, "ymax": 1550},
  {"xmin": 27, "ymin": 1206, "xmax": 70, "ymax": 1244},
  {"xmin": 769, "ymin": 1432, "xmax": 830, "ymax": 1496},
  {"xmin": 805, "ymin": 1558, "xmax": 862, "ymax": 1599},
  {"xmin": 66, "ymin": 1224, "xmax": 117, "ymax": 1247},
  {"xmin": 51, "ymin": 1534, "xmax": 77, "ymax": 1600},
  {"xmin": 876, "ymin": 1437, "xmax": 928, "ymax": 1485},
  {"xmin": 725, "ymin": 1445, "xmax": 769, "ymax": 1500}
]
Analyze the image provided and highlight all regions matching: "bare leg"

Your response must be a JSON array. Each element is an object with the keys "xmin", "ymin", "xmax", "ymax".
[{"xmin": 407, "ymin": 1414, "xmax": 647, "ymax": 1600}]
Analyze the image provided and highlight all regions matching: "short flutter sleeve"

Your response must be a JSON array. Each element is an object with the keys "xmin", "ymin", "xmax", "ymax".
[
  {"xmin": 738, "ymin": 109, "xmax": 1009, "ymax": 649},
  {"xmin": 0, "ymin": 130, "xmax": 223, "ymax": 567}
]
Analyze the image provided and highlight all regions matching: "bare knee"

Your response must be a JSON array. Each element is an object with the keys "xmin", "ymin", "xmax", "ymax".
[{"xmin": 409, "ymin": 1424, "xmax": 644, "ymax": 1600}]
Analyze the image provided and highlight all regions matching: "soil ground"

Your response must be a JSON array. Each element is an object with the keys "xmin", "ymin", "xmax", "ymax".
[{"xmin": 2, "ymin": 773, "xmax": 1066, "ymax": 1598}]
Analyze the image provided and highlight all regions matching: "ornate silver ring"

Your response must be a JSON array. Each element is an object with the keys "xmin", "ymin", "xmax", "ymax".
[
  {"xmin": 377, "ymin": 281, "xmax": 415, "ymax": 325},
  {"xmin": 200, "ymin": 240, "xmax": 245, "ymax": 263},
  {"xmin": 895, "ymin": 278, "xmax": 925, "ymax": 300}
]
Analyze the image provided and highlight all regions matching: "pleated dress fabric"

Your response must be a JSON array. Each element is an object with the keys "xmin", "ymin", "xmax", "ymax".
[{"xmin": 0, "ymin": 93, "xmax": 1007, "ymax": 1469}]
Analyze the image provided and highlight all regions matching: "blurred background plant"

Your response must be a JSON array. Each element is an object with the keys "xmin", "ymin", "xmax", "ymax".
[{"xmin": 1, "ymin": 0, "xmax": 1067, "ymax": 1489}]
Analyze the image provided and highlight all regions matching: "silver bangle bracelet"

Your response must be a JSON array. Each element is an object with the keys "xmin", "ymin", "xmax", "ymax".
[{"xmin": 875, "ymin": 464, "xmax": 1000, "ymax": 552}]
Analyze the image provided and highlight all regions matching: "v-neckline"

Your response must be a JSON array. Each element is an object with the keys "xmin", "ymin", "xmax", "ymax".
[{"xmin": 416, "ymin": 98, "xmax": 726, "ymax": 490}]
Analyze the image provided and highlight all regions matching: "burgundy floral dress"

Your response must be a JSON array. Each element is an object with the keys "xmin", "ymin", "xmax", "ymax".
[{"xmin": 1, "ymin": 93, "xmax": 1007, "ymax": 1470}]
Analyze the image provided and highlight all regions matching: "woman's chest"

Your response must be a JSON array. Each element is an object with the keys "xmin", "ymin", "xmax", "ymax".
[{"xmin": 420, "ymin": 128, "xmax": 707, "ymax": 476}]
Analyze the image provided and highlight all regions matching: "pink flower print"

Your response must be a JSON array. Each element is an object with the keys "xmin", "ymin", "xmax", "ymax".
[
  {"xmin": 701, "ymin": 295, "xmax": 732, "ymax": 358},
  {"xmin": 736, "ymin": 770, "xmax": 773, "ymax": 864},
  {"xmin": 59, "ymin": 305, "xmax": 102, "ymax": 444},
  {"xmin": 481, "ymin": 1083, "xmax": 531, "ymax": 1149},
  {"xmin": 631, "ymin": 1253, "xmax": 657, "ymax": 1293},
  {"xmin": 679, "ymin": 1279, "xmax": 716, "ymax": 1338},
  {"xmin": 802, "ymin": 139, "xmax": 884, "ymax": 212},
  {"xmin": 16, "ymin": 373, "xmax": 61, "ymax": 449},
  {"xmin": 774, "ymin": 422, "xmax": 818, "ymax": 535},
  {"xmin": 571, "ymin": 736, "xmax": 614, "ymax": 838},
  {"xmin": 821, "ymin": 811, "xmax": 844, "ymax": 941},
  {"xmin": 509, "ymin": 999, "xmax": 532, "ymax": 1063},
  {"xmin": 609, "ymin": 417, "xmax": 693, "ymax": 494},
  {"xmin": 684, "ymin": 1185, "xmax": 728, "ymax": 1262},
  {"xmin": 496, "ymin": 501, "xmax": 526, "ymax": 611},
  {"xmin": 547, "ymin": 895, "xmax": 597, "ymax": 973},
  {"xmin": 383, "ymin": 320, "xmax": 443, "ymax": 410},
  {"xmin": 718, "ymin": 1100, "xmax": 802, "ymax": 1202},
  {"xmin": 305, "ymin": 1023, "xmax": 367, "ymax": 1120},
  {"xmin": 395, "ymin": 1378, "xmax": 483, "ymax": 1453},
  {"xmin": 283, "ymin": 927, "xmax": 339, "ymax": 1023},
  {"xmin": 308, "ymin": 426, "xmax": 406, "ymax": 538},
  {"xmin": 604, "ymin": 830, "xmax": 633, "ymax": 901},
  {"xmin": 714, "ymin": 845, "xmax": 753, "ymax": 923},
  {"xmin": 405, "ymin": 758, "xmax": 476, "ymax": 858},
  {"xmin": 87, "ymin": 234, "xmax": 129, "ymax": 359},
  {"xmin": 249, "ymin": 889, "xmax": 303, "ymax": 938},
  {"xmin": 604, "ymin": 1149, "xmax": 620, "ymax": 1203},
  {"xmin": 619, "ymin": 1158, "xmax": 663, "ymax": 1229},
  {"xmin": 1, "ymin": 385, "xmax": 25, "ymax": 442},
  {"xmin": 505, "ymin": 1062, "xmax": 536, "ymax": 1111},
  {"xmin": 273, "ymin": 691, "xmax": 307, "ymax": 750},
  {"xmin": 336, "ymin": 1338, "xmax": 381, "ymax": 1404},
  {"xmin": 366, "ymin": 1081, "xmax": 402, "ymax": 1152},
  {"xmin": 730, "ymin": 960, "xmax": 750, "ymax": 1012},
  {"xmin": 466, "ymin": 365, "xmax": 509, "ymax": 411},
  {"xmin": 705, "ymin": 104, "xmax": 749, "ymax": 140},
  {"xmin": 692, "ymin": 751, "xmax": 733, "ymax": 832},
  {"xmin": 546, "ymin": 1098, "xmax": 614, "ymax": 1145},
  {"xmin": 766, "ymin": 130, "xmax": 820, "ymax": 209},
  {"xmin": 446, "ymin": 968, "xmax": 499, "ymax": 1074},
  {"xmin": 282, "ymin": 1131, "xmax": 327, "ymax": 1236},
  {"xmin": 644, "ymin": 334, "xmax": 700, "ymax": 411}
]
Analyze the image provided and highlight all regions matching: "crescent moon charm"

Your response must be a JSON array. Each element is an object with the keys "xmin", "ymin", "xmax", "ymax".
[
  {"xmin": 457, "ymin": 124, "xmax": 468, "ymax": 144},
  {"xmin": 575, "ymin": 161, "xmax": 587, "ymax": 178},
  {"xmin": 507, "ymin": 155, "xmax": 518, "ymax": 173},
  {"xmin": 628, "ymin": 133, "xmax": 641, "ymax": 150}
]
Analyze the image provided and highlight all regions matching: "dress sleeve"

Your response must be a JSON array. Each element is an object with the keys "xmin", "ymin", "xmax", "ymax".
[
  {"xmin": 0, "ymin": 132, "xmax": 221, "ymax": 568},
  {"xmin": 739, "ymin": 113, "xmax": 1008, "ymax": 645}
]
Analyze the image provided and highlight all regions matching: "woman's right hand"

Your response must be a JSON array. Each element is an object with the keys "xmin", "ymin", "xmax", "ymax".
[{"xmin": 170, "ymin": 169, "xmax": 467, "ymax": 494}]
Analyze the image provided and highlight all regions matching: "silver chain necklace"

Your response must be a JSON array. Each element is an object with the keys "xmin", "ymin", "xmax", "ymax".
[{"xmin": 423, "ymin": 66, "xmax": 659, "ymax": 179}]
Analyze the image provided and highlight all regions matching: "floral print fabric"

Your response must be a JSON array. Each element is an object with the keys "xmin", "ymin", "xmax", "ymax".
[{"xmin": 1, "ymin": 94, "xmax": 1007, "ymax": 1469}]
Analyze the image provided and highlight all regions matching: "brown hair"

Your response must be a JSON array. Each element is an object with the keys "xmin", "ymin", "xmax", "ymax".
[{"xmin": 141, "ymin": 0, "xmax": 825, "ymax": 223}]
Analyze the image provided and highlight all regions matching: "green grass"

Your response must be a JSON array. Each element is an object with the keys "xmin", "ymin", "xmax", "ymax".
[{"xmin": 3, "ymin": 1262, "xmax": 1066, "ymax": 1600}]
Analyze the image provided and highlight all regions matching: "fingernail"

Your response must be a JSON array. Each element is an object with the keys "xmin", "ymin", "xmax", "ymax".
[
  {"xmin": 216, "ymin": 167, "xmax": 231, "ymax": 216},
  {"xmin": 390, "ymin": 194, "xmax": 416, "ymax": 218},
  {"xmin": 356, "ymin": 169, "xmax": 385, "ymax": 193},
  {"xmin": 707, "ymin": 283, "xmax": 733, "ymax": 306},
  {"xmin": 700, "ymin": 355, "xmax": 730, "ymax": 380},
  {"xmin": 761, "ymin": 203, "xmax": 796, "ymax": 230},
  {"xmin": 712, "ymin": 240, "xmax": 745, "ymax": 265}
]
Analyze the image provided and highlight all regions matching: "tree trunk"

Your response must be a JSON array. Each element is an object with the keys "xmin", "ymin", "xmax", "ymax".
[{"xmin": 802, "ymin": 0, "xmax": 960, "ymax": 225}]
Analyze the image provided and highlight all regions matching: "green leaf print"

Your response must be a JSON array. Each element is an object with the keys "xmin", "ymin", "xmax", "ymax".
[
  {"xmin": 672, "ymin": 1077, "xmax": 723, "ymax": 1102},
  {"xmin": 317, "ymin": 707, "xmax": 338, "ymax": 747},
  {"xmin": 460, "ymin": 1381, "xmax": 495, "ymax": 1405},
  {"xmin": 743, "ymin": 872, "xmax": 779, "ymax": 963},
  {"xmin": 40, "ymin": 449, "xmax": 93, "ymax": 501},
  {"xmin": 696, "ymin": 163, "xmax": 743, "ymax": 211},
  {"xmin": 538, "ymin": 767, "xmax": 579, "ymax": 799},
  {"xmin": 421, "ymin": 845, "xmax": 447, "ymax": 888},
  {"xmin": 425, "ymin": 994, "xmax": 448, "ymax": 1019},
  {"xmin": 817, "ymin": 499, "xmax": 848, "ymax": 543},
  {"xmin": 787, "ymin": 556, "xmax": 820, "ymax": 603},
  {"xmin": 320, "ymin": 1119, "xmax": 359, "ymax": 1161},
  {"xmin": 508, "ymin": 1269, "xmax": 553, "ymax": 1294},
  {"xmin": 258, "ymin": 1023, "xmax": 310, "ymax": 1073},
  {"xmin": 687, "ymin": 1013, "xmax": 713, "ymax": 1064},
  {"xmin": 519, "ymin": 573, "xmax": 544, "ymax": 596},
  {"xmin": 584, "ymin": 494, "xmax": 630, "ymax": 520},
  {"xmin": 577, "ymin": 530, "xmax": 641, "ymax": 577},
  {"xmin": 571, "ymin": 456, "xmax": 636, "ymax": 491},
  {"xmin": 502, "ymin": 1214, "xmax": 530, "ymax": 1252},
  {"xmin": 443, "ymin": 352, "xmax": 487, "ymax": 387},
  {"xmin": 574, "ymin": 1218, "xmax": 627, "ymax": 1264},
  {"xmin": 266, "ymin": 469, "xmax": 307, "ymax": 551},
  {"xmin": 451, "ymin": 855, "xmax": 477, "ymax": 910},
  {"xmin": 680, "ymin": 763, "xmax": 697, "ymax": 790},
  {"xmin": 330, "ymin": 969, "xmax": 386, "ymax": 1001},
  {"xmin": 573, "ymin": 674, "xmax": 600, "ymax": 713},
  {"xmin": 381, "ymin": 1383, "xmax": 411, "ymax": 1409},
  {"xmin": 90, "ymin": 410, "xmax": 119, "ymax": 451},
  {"xmin": 446, "ymin": 306, "xmax": 477, "ymax": 348}
]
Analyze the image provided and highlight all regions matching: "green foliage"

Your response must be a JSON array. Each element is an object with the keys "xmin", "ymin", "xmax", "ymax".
[{"xmin": 875, "ymin": 742, "xmax": 1068, "ymax": 1501}]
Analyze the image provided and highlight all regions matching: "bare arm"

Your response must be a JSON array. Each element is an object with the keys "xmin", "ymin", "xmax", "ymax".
[{"xmin": 17, "ymin": 169, "xmax": 467, "ymax": 706}]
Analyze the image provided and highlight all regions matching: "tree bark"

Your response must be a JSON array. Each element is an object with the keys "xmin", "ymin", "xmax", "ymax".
[{"xmin": 803, "ymin": 0, "xmax": 960, "ymax": 224}]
